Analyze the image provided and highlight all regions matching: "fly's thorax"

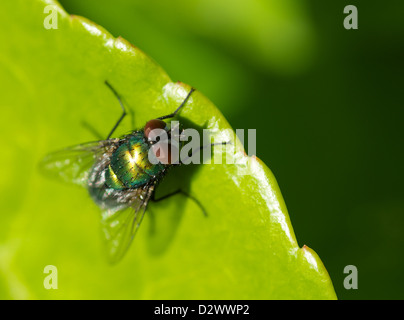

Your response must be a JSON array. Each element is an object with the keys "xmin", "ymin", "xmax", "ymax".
[{"xmin": 105, "ymin": 132, "xmax": 165, "ymax": 190}]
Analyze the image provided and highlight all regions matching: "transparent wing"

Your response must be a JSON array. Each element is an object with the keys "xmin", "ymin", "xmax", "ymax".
[
  {"xmin": 100, "ymin": 186, "xmax": 154, "ymax": 264},
  {"xmin": 39, "ymin": 140, "xmax": 116, "ymax": 187}
]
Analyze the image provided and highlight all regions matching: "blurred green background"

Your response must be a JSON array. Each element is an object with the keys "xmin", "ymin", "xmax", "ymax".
[{"xmin": 54, "ymin": 0, "xmax": 404, "ymax": 299}]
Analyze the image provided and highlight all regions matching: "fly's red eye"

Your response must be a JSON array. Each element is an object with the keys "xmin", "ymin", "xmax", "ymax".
[
  {"xmin": 151, "ymin": 143, "xmax": 179, "ymax": 165},
  {"xmin": 144, "ymin": 119, "xmax": 166, "ymax": 141}
]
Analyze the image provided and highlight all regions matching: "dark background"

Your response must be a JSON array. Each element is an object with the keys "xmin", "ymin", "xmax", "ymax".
[{"xmin": 59, "ymin": 0, "xmax": 404, "ymax": 299}]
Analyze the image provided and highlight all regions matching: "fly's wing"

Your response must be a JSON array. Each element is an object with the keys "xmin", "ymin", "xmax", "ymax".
[
  {"xmin": 100, "ymin": 186, "xmax": 154, "ymax": 264},
  {"xmin": 39, "ymin": 140, "xmax": 117, "ymax": 187}
]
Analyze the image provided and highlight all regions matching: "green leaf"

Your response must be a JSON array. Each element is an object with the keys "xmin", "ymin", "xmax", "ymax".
[{"xmin": 0, "ymin": 0, "xmax": 336, "ymax": 299}]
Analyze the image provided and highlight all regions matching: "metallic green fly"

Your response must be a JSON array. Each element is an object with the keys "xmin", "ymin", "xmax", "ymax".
[{"xmin": 41, "ymin": 81, "xmax": 221, "ymax": 264}]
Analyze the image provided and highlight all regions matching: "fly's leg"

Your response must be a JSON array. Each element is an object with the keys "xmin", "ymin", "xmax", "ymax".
[
  {"xmin": 157, "ymin": 88, "xmax": 196, "ymax": 120},
  {"xmin": 151, "ymin": 189, "xmax": 207, "ymax": 217},
  {"xmin": 105, "ymin": 80, "xmax": 127, "ymax": 139},
  {"xmin": 180, "ymin": 141, "xmax": 230, "ymax": 164}
]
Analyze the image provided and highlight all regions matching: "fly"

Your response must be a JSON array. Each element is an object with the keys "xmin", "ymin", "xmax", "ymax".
[{"xmin": 40, "ymin": 81, "xmax": 225, "ymax": 264}]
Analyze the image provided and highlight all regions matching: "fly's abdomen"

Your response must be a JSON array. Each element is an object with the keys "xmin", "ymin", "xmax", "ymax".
[{"xmin": 105, "ymin": 134, "xmax": 164, "ymax": 189}]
